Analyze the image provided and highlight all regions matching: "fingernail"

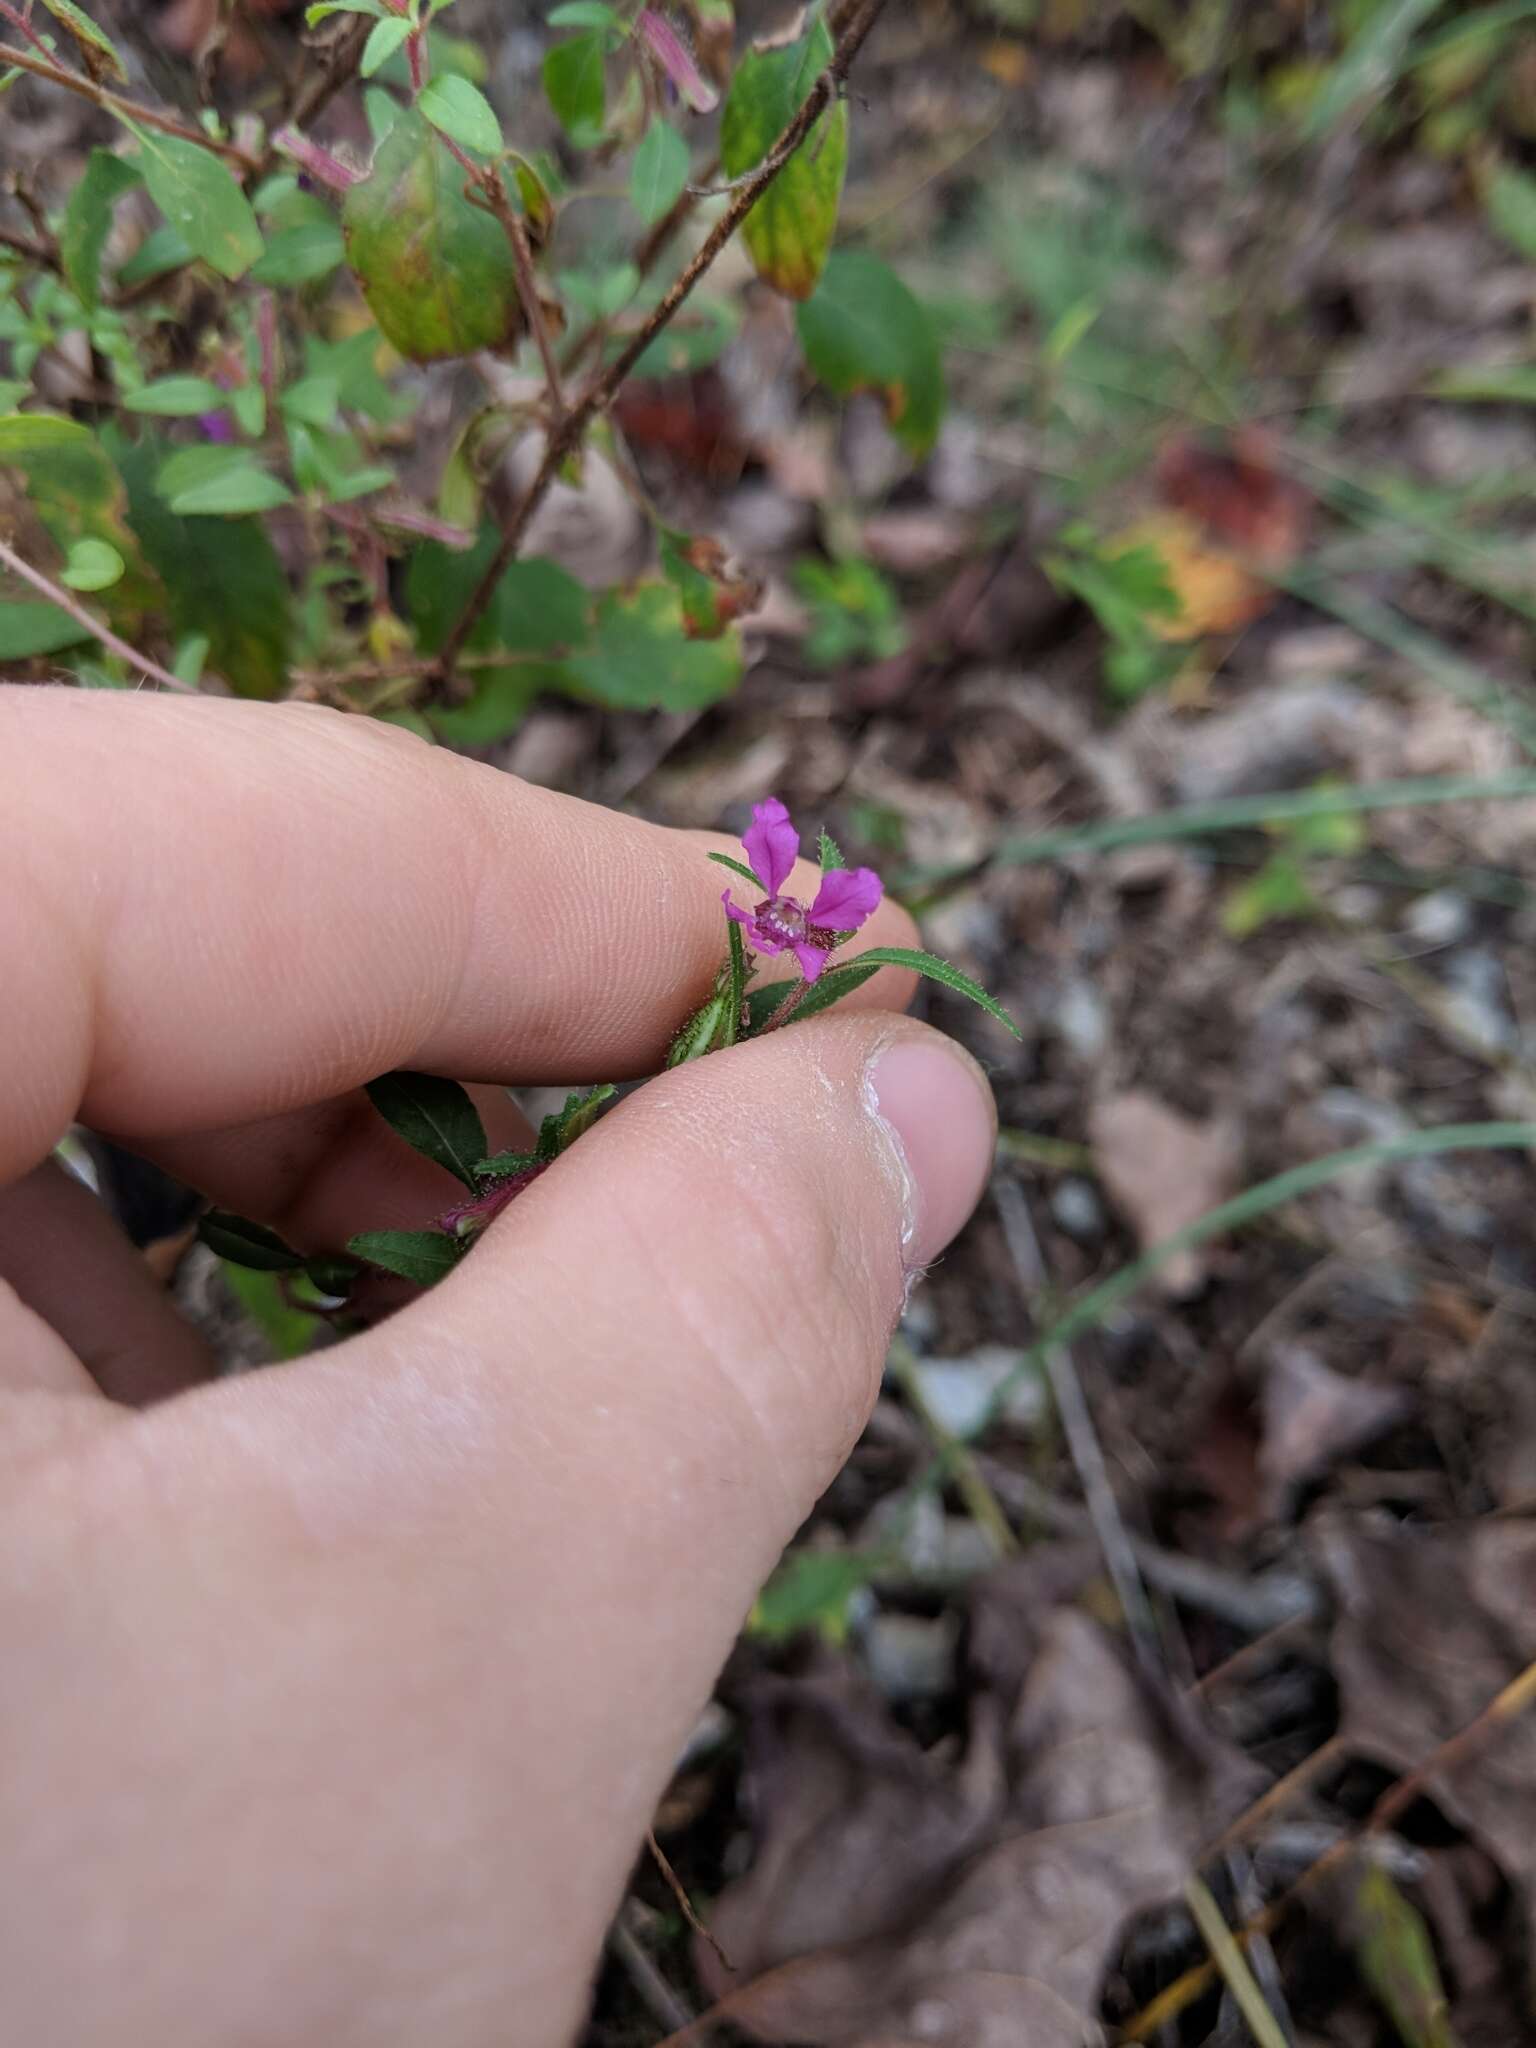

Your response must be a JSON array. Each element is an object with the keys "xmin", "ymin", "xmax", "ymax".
[{"xmin": 865, "ymin": 1035, "xmax": 996, "ymax": 1268}]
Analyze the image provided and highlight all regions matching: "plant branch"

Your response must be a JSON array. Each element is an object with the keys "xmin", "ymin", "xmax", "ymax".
[
  {"xmin": 0, "ymin": 39, "xmax": 260, "ymax": 170},
  {"xmin": 0, "ymin": 535, "xmax": 194, "ymax": 692},
  {"xmin": 0, "ymin": 220, "xmax": 58, "ymax": 270},
  {"xmin": 443, "ymin": 138, "xmax": 567, "ymax": 421},
  {"xmin": 434, "ymin": 0, "xmax": 891, "ymax": 684}
]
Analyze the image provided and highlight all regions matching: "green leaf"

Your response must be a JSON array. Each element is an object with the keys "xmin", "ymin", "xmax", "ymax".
[
  {"xmin": 60, "ymin": 150, "xmax": 140, "ymax": 313},
  {"xmin": 38, "ymin": 0, "xmax": 125, "ymax": 80},
  {"xmin": 59, "ymin": 536, "xmax": 124, "ymax": 591},
  {"xmin": 630, "ymin": 120, "xmax": 690, "ymax": 226},
  {"xmin": 1485, "ymin": 163, "xmax": 1536, "ymax": 261},
  {"xmin": 0, "ymin": 412, "xmax": 156, "ymax": 626},
  {"xmin": 123, "ymin": 375, "xmax": 227, "ymax": 416},
  {"xmin": 1430, "ymin": 363, "xmax": 1536, "ymax": 404},
  {"xmin": 348, "ymin": 1228, "xmax": 464, "ymax": 1286},
  {"xmin": 1221, "ymin": 854, "xmax": 1318, "ymax": 938},
  {"xmin": 751, "ymin": 959, "xmax": 881, "ymax": 1029},
  {"xmin": 797, "ymin": 251, "xmax": 945, "ymax": 457},
  {"xmin": 406, "ymin": 528, "xmax": 591, "ymax": 722},
  {"xmin": 363, "ymin": 1070, "xmax": 488, "ymax": 1189},
  {"xmin": 134, "ymin": 130, "xmax": 264, "ymax": 282},
  {"xmin": 1351, "ymin": 1863, "xmax": 1462, "ymax": 2048},
  {"xmin": 667, "ymin": 990, "xmax": 728, "ymax": 1067},
  {"xmin": 0, "ymin": 601, "xmax": 91, "ymax": 659},
  {"xmin": 535, "ymin": 1083, "xmax": 617, "ymax": 1160},
  {"xmin": 198, "ymin": 1210, "xmax": 304, "ymax": 1271},
  {"xmin": 543, "ymin": 30, "xmax": 607, "ymax": 145},
  {"xmin": 113, "ymin": 431, "xmax": 293, "ymax": 697},
  {"xmin": 818, "ymin": 829, "xmax": 844, "ymax": 872},
  {"xmin": 115, "ymin": 222, "xmax": 192, "ymax": 287},
  {"xmin": 155, "ymin": 445, "xmax": 292, "ymax": 516},
  {"xmin": 342, "ymin": 108, "xmax": 522, "ymax": 362},
  {"xmin": 630, "ymin": 292, "xmax": 741, "ymax": 378},
  {"xmin": 419, "ymin": 73, "xmax": 503, "ymax": 156},
  {"xmin": 749, "ymin": 1547, "xmax": 881, "ymax": 1644},
  {"xmin": 547, "ymin": 1, "xmax": 618, "ymax": 28},
  {"xmin": 360, "ymin": 14, "xmax": 413, "ymax": 75},
  {"xmin": 832, "ymin": 945, "xmax": 1019, "ymax": 1035},
  {"xmin": 221, "ymin": 1265, "xmax": 317, "ymax": 1361},
  {"xmin": 306, "ymin": 0, "xmax": 387, "ymax": 21},
  {"xmin": 708, "ymin": 850, "xmax": 766, "ymax": 892},
  {"xmin": 720, "ymin": 18, "xmax": 845, "ymax": 301},
  {"xmin": 563, "ymin": 582, "xmax": 743, "ymax": 710},
  {"xmin": 249, "ymin": 219, "xmax": 346, "ymax": 286},
  {"xmin": 278, "ymin": 373, "xmax": 341, "ymax": 429}
]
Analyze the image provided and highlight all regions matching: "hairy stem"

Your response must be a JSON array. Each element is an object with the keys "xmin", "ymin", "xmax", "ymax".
[
  {"xmin": 0, "ymin": 39, "xmax": 260, "ymax": 169},
  {"xmin": 434, "ymin": 0, "xmax": 890, "ymax": 684}
]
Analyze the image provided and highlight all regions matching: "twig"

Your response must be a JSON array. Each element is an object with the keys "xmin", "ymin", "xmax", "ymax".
[
  {"xmin": 434, "ymin": 0, "xmax": 891, "ymax": 684},
  {"xmin": 1117, "ymin": 1654, "xmax": 1536, "ymax": 2041},
  {"xmin": 647, "ymin": 1829, "xmax": 731, "ymax": 1973},
  {"xmin": 0, "ymin": 40, "xmax": 260, "ymax": 171},
  {"xmin": 442, "ymin": 137, "xmax": 566, "ymax": 421},
  {"xmin": 609, "ymin": 1909, "xmax": 695, "ymax": 2034},
  {"xmin": 995, "ymin": 1175, "xmax": 1162, "ymax": 1671},
  {"xmin": 0, "ymin": 221, "xmax": 58, "ymax": 270},
  {"xmin": 0, "ymin": 535, "xmax": 194, "ymax": 692},
  {"xmin": 266, "ymin": 13, "xmax": 370, "ymax": 172},
  {"xmin": 0, "ymin": 0, "xmax": 53, "ymax": 61}
]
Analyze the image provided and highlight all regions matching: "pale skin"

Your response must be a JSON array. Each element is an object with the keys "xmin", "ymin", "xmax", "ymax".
[{"xmin": 0, "ymin": 686, "xmax": 996, "ymax": 2046}]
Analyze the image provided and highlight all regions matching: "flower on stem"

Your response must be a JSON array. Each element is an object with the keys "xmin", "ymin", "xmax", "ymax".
[
  {"xmin": 636, "ymin": 7, "xmax": 719, "ymax": 114},
  {"xmin": 722, "ymin": 797, "xmax": 882, "ymax": 983}
]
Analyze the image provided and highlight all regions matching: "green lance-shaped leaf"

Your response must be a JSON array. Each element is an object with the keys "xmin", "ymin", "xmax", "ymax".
[
  {"xmin": 751, "ymin": 947, "xmax": 1020, "ymax": 1038},
  {"xmin": 133, "ymin": 130, "xmax": 264, "ymax": 282},
  {"xmin": 348, "ymin": 1229, "xmax": 465, "ymax": 1287},
  {"xmin": 708, "ymin": 849, "xmax": 766, "ymax": 892},
  {"xmin": 817, "ymin": 829, "xmax": 844, "ymax": 872},
  {"xmin": 38, "ymin": 0, "xmax": 126, "ymax": 81},
  {"xmin": 343, "ymin": 109, "xmax": 523, "ymax": 363},
  {"xmin": 197, "ymin": 1210, "xmax": 304, "ymax": 1272},
  {"xmin": 534, "ymin": 1083, "xmax": 617, "ymax": 1160},
  {"xmin": 123, "ymin": 376, "xmax": 228, "ymax": 417},
  {"xmin": 364, "ymin": 1071, "xmax": 489, "ymax": 1189},
  {"xmin": 61, "ymin": 150, "xmax": 140, "ymax": 313},
  {"xmin": 719, "ymin": 17, "xmax": 846, "ymax": 301},
  {"xmin": 797, "ymin": 251, "xmax": 945, "ymax": 457}
]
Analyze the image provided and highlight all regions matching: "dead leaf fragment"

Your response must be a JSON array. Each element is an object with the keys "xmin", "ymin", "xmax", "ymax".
[
  {"xmin": 1316, "ymin": 1514, "xmax": 1536, "ymax": 1951},
  {"xmin": 697, "ymin": 1565, "xmax": 1254, "ymax": 2046},
  {"xmin": 1089, "ymin": 1092, "xmax": 1242, "ymax": 1296},
  {"xmin": 1259, "ymin": 1345, "xmax": 1411, "ymax": 1518}
]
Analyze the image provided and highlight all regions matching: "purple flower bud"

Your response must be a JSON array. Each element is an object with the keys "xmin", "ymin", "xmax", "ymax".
[
  {"xmin": 637, "ymin": 8, "xmax": 719, "ymax": 114},
  {"xmin": 272, "ymin": 126, "xmax": 364, "ymax": 192},
  {"xmin": 197, "ymin": 411, "xmax": 236, "ymax": 444}
]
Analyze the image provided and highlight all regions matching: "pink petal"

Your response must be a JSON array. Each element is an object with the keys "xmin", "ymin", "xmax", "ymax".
[
  {"xmin": 722, "ymin": 889, "xmax": 752, "ymax": 924},
  {"xmin": 637, "ymin": 8, "xmax": 719, "ymax": 113},
  {"xmin": 742, "ymin": 797, "xmax": 798, "ymax": 897},
  {"xmin": 791, "ymin": 939, "xmax": 828, "ymax": 982},
  {"xmin": 809, "ymin": 865, "xmax": 883, "ymax": 931}
]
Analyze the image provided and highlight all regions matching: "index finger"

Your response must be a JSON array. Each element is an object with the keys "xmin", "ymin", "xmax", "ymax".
[{"xmin": 0, "ymin": 688, "xmax": 917, "ymax": 1181}]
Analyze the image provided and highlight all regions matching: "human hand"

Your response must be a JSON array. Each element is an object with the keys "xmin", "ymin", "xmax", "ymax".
[{"xmin": 0, "ymin": 687, "xmax": 996, "ymax": 2046}]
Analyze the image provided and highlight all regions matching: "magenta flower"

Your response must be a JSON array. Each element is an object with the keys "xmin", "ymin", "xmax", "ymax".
[{"xmin": 722, "ymin": 798, "xmax": 883, "ymax": 983}]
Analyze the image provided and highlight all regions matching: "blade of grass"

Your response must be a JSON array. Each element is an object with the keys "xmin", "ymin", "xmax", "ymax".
[
  {"xmin": 946, "ymin": 1122, "xmax": 1536, "ymax": 1459},
  {"xmin": 1184, "ymin": 1877, "xmax": 1292, "ymax": 2048},
  {"xmin": 902, "ymin": 772, "xmax": 1536, "ymax": 886}
]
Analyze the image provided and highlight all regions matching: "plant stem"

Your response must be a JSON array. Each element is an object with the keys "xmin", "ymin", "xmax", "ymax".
[
  {"xmin": 0, "ymin": 39, "xmax": 261, "ymax": 170},
  {"xmin": 0, "ymin": 535, "xmax": 194, "ymax": 692},
  {"xmin": 442, "ymin": 138, "xmax": 567, "ymax": 422},
  {"xmin": 434, "ymin": 0, "xmax": 891, "ymax": 685}
]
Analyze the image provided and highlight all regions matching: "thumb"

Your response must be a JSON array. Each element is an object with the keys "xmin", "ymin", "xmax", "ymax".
[
  {"xmin": 51, "ymin": 1014, "xmax": 994, "ymax": 2047},
  {"xmin": 369, "ymin": 1010, "xmax": 998, "ymax": 2020}
]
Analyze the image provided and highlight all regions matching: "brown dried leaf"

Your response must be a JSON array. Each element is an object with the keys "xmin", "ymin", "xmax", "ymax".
[
  {"xmin": 1089, "ymin": 1091, "xmax": 1242, "ymax": 1297},
  {"xmin": 698, "ymin": 1568, "xmax": 1254, "ymax": 2046},
  {"xmin": 1317, "ymin": 1514, "xmax": 1536, "ymax": 1944},
  {"xmin": 1259, "ymin": 1345, "xmax": 1411, "ymax": 1518}
]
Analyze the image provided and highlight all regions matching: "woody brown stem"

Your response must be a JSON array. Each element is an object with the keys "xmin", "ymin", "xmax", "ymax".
[
  {"xmin": 0, "ymin": 38, "xmax": 260, "ymax": 171},
  {"xmin": 434, "ymin": 0, "xmax": 891, "ymax": 686}
]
